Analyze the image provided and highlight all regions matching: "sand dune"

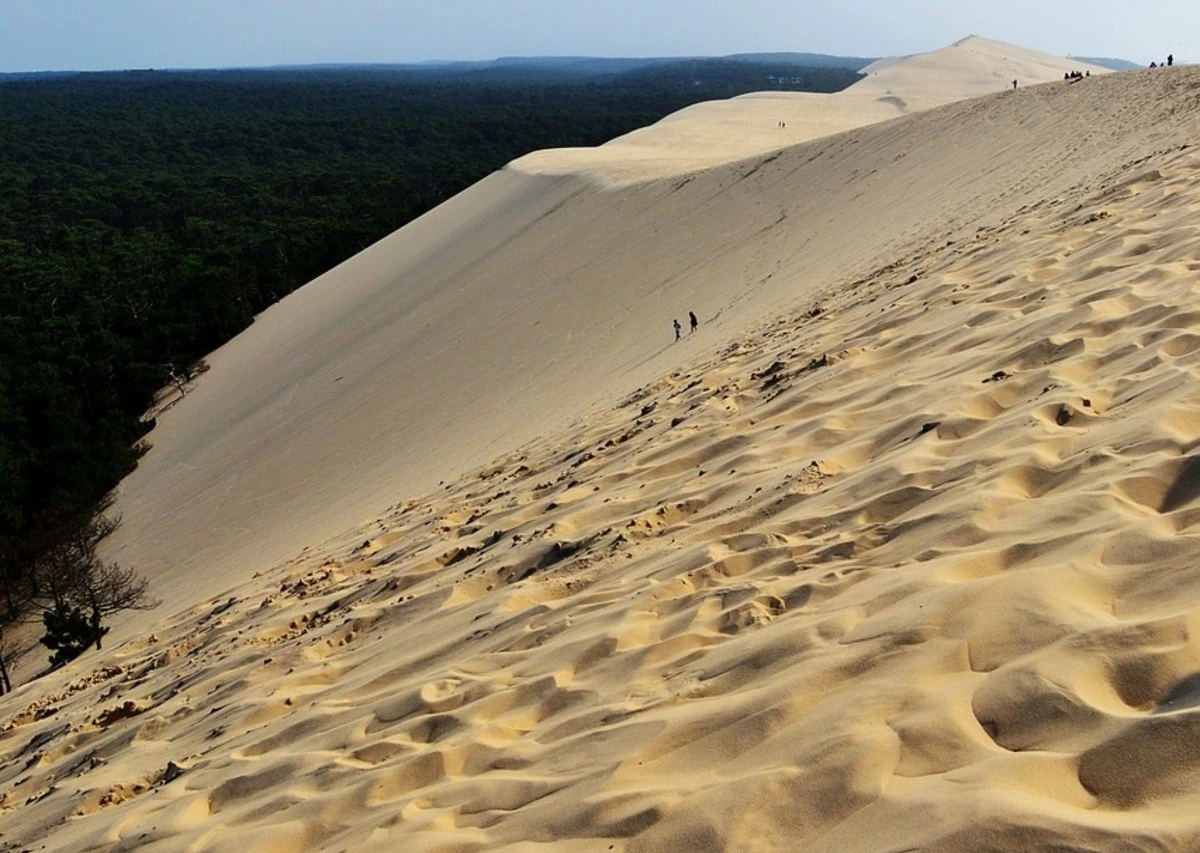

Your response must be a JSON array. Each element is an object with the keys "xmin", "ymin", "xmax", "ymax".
[
  {"xmin": 103, "ymin": 38, "xmax": 1119, "ymax": 631},
  {"xmin": 515, "ymin": 36, "xmax": 1111, "ymax": 182},
  {"xmin": 5, "ymin": 44, "xmax": 1200, "ymax": 853}
]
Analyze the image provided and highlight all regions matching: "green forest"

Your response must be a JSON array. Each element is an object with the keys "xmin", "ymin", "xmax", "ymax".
[{"xmin": 0, "ymin": 59, "xmax": 861, "ymax": 678}]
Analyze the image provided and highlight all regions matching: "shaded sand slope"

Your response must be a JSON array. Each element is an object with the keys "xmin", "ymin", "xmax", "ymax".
[
  {"xmin": 6, "ymin": 66, "xmax": 1200, "ymax": 851},
  {"xmin": 110, "ymin": 63, "xmax": 1155, "ymax": 630},
  {"xmin": 516, "ymin": 36, "xmax": 1110, "ymax": 182}
]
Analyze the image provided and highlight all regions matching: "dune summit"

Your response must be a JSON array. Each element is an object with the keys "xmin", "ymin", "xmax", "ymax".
[
  {"xmin": 6, "ymin": 39, "xmax": 1200, "ymax": 852},
  {"xmin": 514, "ymin": 35, "xmax": 1111, "ymax": 182}
]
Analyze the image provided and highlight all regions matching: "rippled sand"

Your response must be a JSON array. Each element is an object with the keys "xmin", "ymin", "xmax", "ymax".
[{"xmin": 5, "ymin": 48, "xmax": 1200, "ymax": 853}]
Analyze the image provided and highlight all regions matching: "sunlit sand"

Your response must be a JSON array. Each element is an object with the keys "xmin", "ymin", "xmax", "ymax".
[{"xmin": 5, "ymin": 37, "xmax": 1200, "ymax": 852}]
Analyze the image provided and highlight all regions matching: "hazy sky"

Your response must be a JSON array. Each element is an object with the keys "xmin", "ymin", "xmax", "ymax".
[{"xmin": 2, "ymin": 1, "xmax": 1192, "ymax": 73}]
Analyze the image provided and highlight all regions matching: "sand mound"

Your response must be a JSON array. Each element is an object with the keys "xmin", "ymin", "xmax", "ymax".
[
  {"xmin": 855, "ymin": 35, "xmax": 1110, "ymax": 111},
  {"xmin": 5, "ymin": 56, "xmax": 1200, "ymax": 852},
  {"xmin": 514, "ymin": 36, "xmax": 1111, "ymax": 183}
]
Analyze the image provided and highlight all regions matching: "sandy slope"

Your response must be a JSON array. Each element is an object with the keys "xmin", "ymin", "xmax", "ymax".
[
  {"xmin": 514, "ymin": 36, "xmax": 1111, "ymax": 182},
  {"xmin": 6, "ymin": 52, "xmax": 1200, "ymax": 853},
  {"xmin": 103, "ymin": 38, "xmax": 1113, "ymax": 632}
]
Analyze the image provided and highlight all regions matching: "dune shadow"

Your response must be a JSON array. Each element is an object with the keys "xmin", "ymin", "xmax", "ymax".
[
  {"xmin": 1156, "ymin": 672, "xmax": 1200, "ymax": 713},
  {"xmin": 1159, "ymin": 455, "xmax": 1200, "ymax": 513}
]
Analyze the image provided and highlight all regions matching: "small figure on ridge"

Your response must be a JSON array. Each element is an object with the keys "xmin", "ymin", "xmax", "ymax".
[
  {"xmin": 689, "ymin": 311, "xmax": 699, "ymax": 334},
  {"xmin": 673, "ymin": 319, "xmax": 682, "ymax": 341}
]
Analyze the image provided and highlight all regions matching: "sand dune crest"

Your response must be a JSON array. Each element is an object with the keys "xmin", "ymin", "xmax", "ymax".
[{"xmin": 514, "ymin": 35, "xmax": 1111, "ymax": 182}]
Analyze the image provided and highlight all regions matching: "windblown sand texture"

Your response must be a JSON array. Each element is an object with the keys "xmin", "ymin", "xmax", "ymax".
[
  {"xmin": 6, "ymin": 45, "xmax": 1200, "ymax": 853},
  {"xmin": 100, "ymin": 38, "xmax": 1112, "ymax": 627}
]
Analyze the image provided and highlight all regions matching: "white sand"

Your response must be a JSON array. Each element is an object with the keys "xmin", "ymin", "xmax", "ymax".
[{"xmin": 5, "ymin": 38, "xmax": 1200, "ymax": 853}]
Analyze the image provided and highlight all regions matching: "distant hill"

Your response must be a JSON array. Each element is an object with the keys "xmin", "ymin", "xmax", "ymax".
[
  {"xmin": 49, "ymin": 55, "xmax": 870, "ymax": 88},
  {"xmin": 409, "ymin": 57, "xmax": 674, "ymax": 75},
  {"xmin": 1072, "ymin": 56, "xmax": 1142, "ymax": 71},
  {"xmin": 613, "ymin": 58, "xmax": 862, "ymax": 95},
  {"xmin": 377, "ymin": 53, "xmax": 877, "ymax": 76},
  {"xmin": 3, "ymin": 52, "xmax": 878, "ymax": 80},
  {"xmin": 724, "ymin": 52, "xmax": 876, "ymax": 71},
  {"xmin": 0, "ymin": 70, "xmax": 81, "ymax": 81}
]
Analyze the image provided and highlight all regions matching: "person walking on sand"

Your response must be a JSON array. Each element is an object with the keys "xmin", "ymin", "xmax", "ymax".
[
  {"xmin": 689, "ymin": 311, "xmax": 699, "ymax": 334},
  {"xmin": 673, "ymin": 319, "xmax": 682, "ymax": 341}
]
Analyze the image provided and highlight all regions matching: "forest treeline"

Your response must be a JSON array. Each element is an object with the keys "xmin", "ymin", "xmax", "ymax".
[{"xmin": 0, "ymin": 59, "xmax": 861, "ymax": 680}]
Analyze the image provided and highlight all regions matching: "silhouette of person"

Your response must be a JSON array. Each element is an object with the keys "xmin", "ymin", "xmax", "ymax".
[
  {"xmin": 1012, "ymin": 79, "xmax": 1018, "ymax": 90},
  {"xmin": 689, "ymin": 311, "xmax": 698, "ymax": 333},
  {"xmin": 1168, "ymin": 54, "xmax": 1174, "ymax": 67},
  {"xmin": 673, "ymin": 319, "xmax": 682, "ymax": 341}
]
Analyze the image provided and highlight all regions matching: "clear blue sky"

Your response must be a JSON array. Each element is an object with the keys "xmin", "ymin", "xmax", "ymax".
[{"xmin": 3, "ymin": 0, "xmax": 1192, "ymax": 72}]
